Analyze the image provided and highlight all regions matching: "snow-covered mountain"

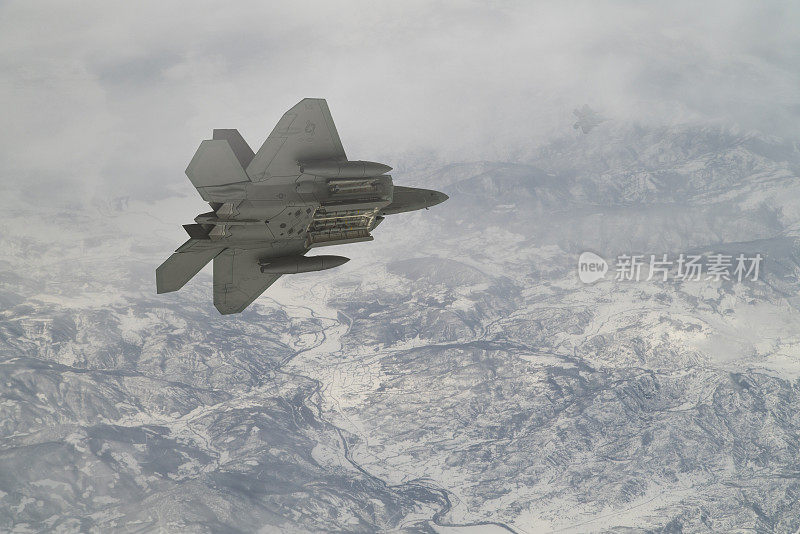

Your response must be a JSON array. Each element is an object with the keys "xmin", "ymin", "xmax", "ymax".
[{"xmin": 2, "ymin": 124, "xmax": 800, "ymax": 532}]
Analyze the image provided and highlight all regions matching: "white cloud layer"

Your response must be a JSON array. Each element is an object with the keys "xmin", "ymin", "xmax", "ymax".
[{"xmin": 1, "ymin": 0, "xmax": 798, "ymax": 202}]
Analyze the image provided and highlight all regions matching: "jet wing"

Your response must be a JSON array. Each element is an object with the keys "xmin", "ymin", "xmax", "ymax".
[
  {"xmin": 246, "ymin": 98, "xmax": 347, "ymax": 182},
  {"xmin": 213, "ymin": 248, "xmax": 282, "ymax": 315},
  {"xmin": 185, "ymin": 99, "xmax": 345, "ymax": 201}
]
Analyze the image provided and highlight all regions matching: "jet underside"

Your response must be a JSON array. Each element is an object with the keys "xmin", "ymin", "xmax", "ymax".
[{"xmin": 156, "ymin": 98, "xmax": 447, "ymax": 314}]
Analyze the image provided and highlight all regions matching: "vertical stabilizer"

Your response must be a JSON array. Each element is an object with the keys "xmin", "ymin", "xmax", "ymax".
[{"xmin": 213, "ymin": 129, "xmax": 255, "ymax": 168}]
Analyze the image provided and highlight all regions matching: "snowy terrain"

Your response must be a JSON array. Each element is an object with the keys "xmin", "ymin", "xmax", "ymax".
[{"xmin": 2, "ymin": 124, "xmax": 800, "ymax": 532}]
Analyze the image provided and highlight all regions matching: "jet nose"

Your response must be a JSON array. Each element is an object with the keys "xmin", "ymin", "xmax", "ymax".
[{"xmin": 428, "ymin": 190, "xmax": 449, "ymax": 207}]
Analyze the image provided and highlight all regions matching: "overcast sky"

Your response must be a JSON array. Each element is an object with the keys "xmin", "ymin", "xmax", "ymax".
[{"xmin": 1, "ymin": 1, "xmax": 798, "ymax": 203}]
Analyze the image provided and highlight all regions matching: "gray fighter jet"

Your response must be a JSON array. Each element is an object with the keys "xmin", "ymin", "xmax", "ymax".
[
  {"xmin": 156, "ymin": 98, "xmax": 448, "ymax": 314},
  {"xmin": 573, "ymin": 105, "xmax": 607, "ymax": 134}
]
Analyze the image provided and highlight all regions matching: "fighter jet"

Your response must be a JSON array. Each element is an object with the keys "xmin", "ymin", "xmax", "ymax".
[
  {"xmin": 573, "ymin": 105, "xmax": 607, "ymax": 134},
  {"xmin": 156, "ymin": 98, "xmax": 448, "ymax": 314}
]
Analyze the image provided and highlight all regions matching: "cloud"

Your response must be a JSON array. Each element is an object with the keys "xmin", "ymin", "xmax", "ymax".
[{"xmin": 1, "ymin": 0, "xmax": 798, "ymax": 202}]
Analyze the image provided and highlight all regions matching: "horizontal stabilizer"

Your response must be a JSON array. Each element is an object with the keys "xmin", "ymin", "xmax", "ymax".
[
  {"xmin": 183, "ymin": 224, "xmax": 211, "ymax": 239},
  {"xmin": 156, "ymin": 240, "xmax": 223, "ymax": 294}
]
